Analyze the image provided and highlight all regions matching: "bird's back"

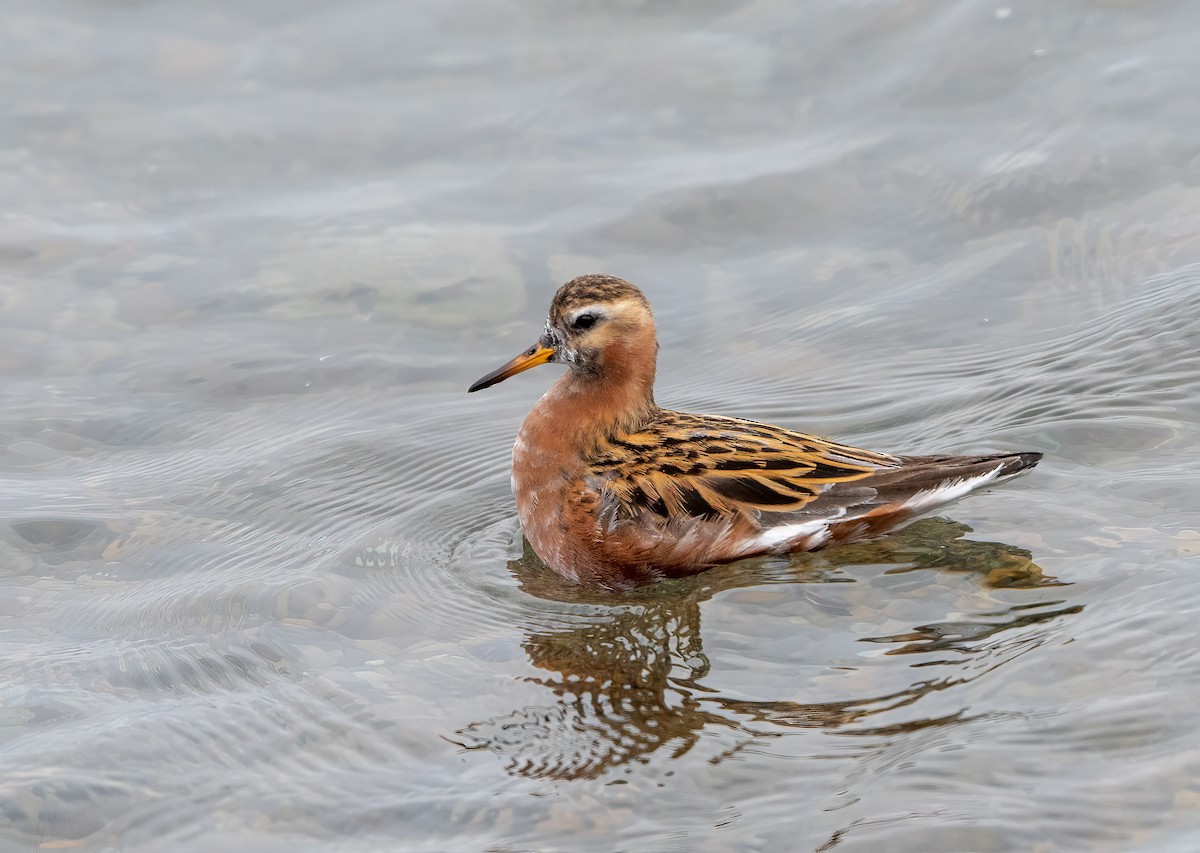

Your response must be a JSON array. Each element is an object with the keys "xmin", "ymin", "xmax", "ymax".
[{"xmin": 572, "ymin": 410, "xmax": 1042, "ymax": 586}]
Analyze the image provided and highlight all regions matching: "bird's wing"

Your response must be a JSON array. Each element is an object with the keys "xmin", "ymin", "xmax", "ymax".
[{"xmin": 589, "ymin": 411, "xmax": 899, "ymax": 524}]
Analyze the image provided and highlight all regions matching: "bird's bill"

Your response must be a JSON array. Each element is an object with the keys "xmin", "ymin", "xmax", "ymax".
[{"xmin": 468, "ymin": 341, "xmax": 555, "ymax": 392}]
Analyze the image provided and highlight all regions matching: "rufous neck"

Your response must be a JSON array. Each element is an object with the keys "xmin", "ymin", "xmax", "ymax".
[{"xmin": 535, "ymin": 334, "xmax": 659, "ymax": 446}]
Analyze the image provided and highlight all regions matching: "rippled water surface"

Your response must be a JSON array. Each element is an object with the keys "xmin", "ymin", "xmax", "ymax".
[{"xmin": 3, "ymin": 1, "xmax": 1200, "ymax": 850}]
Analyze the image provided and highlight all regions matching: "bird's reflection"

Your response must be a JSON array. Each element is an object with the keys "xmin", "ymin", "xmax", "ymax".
[{"xmin": 452, "ymin": 518, "xmax": 1080, "ymax": 780}]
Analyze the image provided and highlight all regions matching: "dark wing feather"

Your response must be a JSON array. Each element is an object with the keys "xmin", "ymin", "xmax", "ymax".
[{"xmin": 589, "ymin": 410, "xmax": 899, "ymax": 523}]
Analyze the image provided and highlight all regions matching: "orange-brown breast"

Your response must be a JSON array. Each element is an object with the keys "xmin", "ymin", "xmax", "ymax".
[
  {"xmin": 513, "ymin": 396, "xmax": 773, "ymax": 586},
  {"xmin": 511, "ymin": 327, "xmax": 663, "ymax": 585}
]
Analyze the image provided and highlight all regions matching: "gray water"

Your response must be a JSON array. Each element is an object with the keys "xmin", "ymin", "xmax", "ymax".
[{"xmin": 2, "ymin": 1, "xmax": 1200, "ymax": 850}]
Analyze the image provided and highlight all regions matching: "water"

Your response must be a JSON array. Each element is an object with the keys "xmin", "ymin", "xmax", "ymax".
[{"xmin": 2, "ymin": 1, "xmax": 1199, "ymax": 850}]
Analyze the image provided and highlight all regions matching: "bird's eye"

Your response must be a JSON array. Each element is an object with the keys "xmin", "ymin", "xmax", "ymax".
[{"xmin": 571, "ymin": 313, "xmax": 598, "ymax": 331}]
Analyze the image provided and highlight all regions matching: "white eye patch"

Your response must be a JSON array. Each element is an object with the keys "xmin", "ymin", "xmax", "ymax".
[{"xmin": 568, "ymin": 307, "xmax": 604, "ymax": 330}]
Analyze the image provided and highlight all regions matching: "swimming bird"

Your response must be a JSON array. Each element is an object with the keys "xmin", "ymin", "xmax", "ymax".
[{"xmin": 469, "ymin": 274, "xmax": 1041, "ymax": 588}]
